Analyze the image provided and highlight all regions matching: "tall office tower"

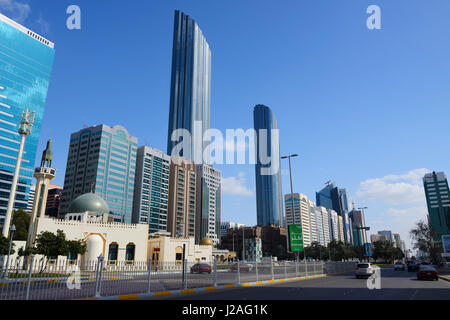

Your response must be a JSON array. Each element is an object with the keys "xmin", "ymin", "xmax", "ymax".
[
  {"xmin": 423, "ymin": 171, "xmax": 450, "ymax": 242},
  {"xmin": 167, "ymin": 156, "xmax": 197, "ymax": 238},
  {"xmin": 284, "ymin": 193, "xmax": 312, "ymax": 246},
  {"xmin": 318, "ymin": 206, "xmax": 331, "ymax": 245},
  {"xmin": 328, "ymin": 209, "xmax": 339, "ymax": 242},
  {"xmin": 349, "ymin": 209, "xmax": 368, "ymax": 246},
  {"xmin": 316, "ymin": 182, "xmax": 351, "ymax": 242},
  {"xmin": 132, "ymin": 146, "xmax": 170, "ymax": 234},
  {"xmin": 195, "ymin": 164, "xmax": 221, "ymax": 245},
  {"xmin": 377, "ymin": 230, "xmax": 393, "ymax": 243},
  {"xmin": 254, "ymin": 105, "xmax": 283, "ymax": 227},
  {"xmin": 167, "ymin": 10, "xmax": 211, "ymax": 163},
  {"xmin": 393, "ymin": 233, "xmax": 401, "ymax": 249},
  {"xmin": 26, "ymin": 184, "xmax": 35, "ymax": 214},
  {"xmin": 45, "ymin": 184, "xmax": 62, "ymax": 218},
  {"xmin": 0, "ymin": 14, "xmax": 55, "ymax": 226},
  {"xmin": 314, "ymin": 207, "xmax": 325, "ymax": 246},
  {"xmin": 60, "ymin": 125, "xmax": 138, "ymax": 223}
]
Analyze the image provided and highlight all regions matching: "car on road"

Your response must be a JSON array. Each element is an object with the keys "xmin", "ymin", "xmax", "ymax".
[
  {"xmin": 417, "ymin": 265, "xmax": 438, "ymax": 281},
  {"xmin": 407, "ymin": 262, "xmax": 419, "ymax": 272},
  {"xmin": 394, "ymin": 262, "xmax": 405, "ymax": 271},
  {"xmin": 355, "ymin": 263, "xmax": 376, "ymax": 279},
  {"xmin": 231, "ymin": 262, "xmax": 254, "ymax": 272},
  {"xmin": 190, "ymin": 263, "xmax": 212, "ymax": 274}
]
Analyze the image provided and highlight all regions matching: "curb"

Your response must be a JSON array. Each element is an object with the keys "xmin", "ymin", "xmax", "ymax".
[
  {"xmin": 80, "ymin": 274, "xmax": 327, "ymax": 300},
  {"xmin": 438, "ymin": 275, "xmax": 450, "ymax": 282}
]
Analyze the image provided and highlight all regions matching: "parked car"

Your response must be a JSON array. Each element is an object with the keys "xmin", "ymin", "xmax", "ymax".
[
  {"xmin": 407, "ymin": 262, "xmax": 419, "ymax": 272},
  {"xmin": 394, "ymin": 262, "xmax": 405, "ymax": 271},
  {"xmin": 190, "ymin": 263, "xmax": 212, "ymax": 274},
  {"xmin": 231, "ymin": 262, "xmax": 254, "ymax": 272},
  {"xmin": 355, "ymin": 263, "xmax": 376, "ymax": 279},
  {"xmin": 417, "ymin": 265, "xmax": 438, "ymax": 281}
]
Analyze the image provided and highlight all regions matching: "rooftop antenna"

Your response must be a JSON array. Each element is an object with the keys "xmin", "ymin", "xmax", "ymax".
[{"xmin": 325, "ymin": 180, "xmax": 331, "ymax": 186}]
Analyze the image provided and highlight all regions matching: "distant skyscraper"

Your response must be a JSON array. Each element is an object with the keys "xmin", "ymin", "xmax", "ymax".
[
  {"xmin": 195, "ymin": 164, "xmax": 221, "ymax": 245},
  {"xmin": 393, "ymin": 233, "xmax": 402, "ymax": 249},
  {"xmin": 349, "ymin": 209, "xmax": 368, "ymax": 246},
  {"xmin": 132, "ymin": 146, "xmax": 170, "ymax": 234},
  {"xmin": 423, "ymin": 171, "xmax": 450, "ymax": 242},
  {"xmin": 285, "ymin": 193, "xmax": 312, "ymax": 246},
  {"xmin": 254, "ymin": 105, "xmax": 283, "ymax": 227},
  {"xmin": 371, "ymin": 234, "xmax": 388, "ymax": 243},
  {"xmin": 220, "ymin": 221, "xmax": 246, "ymax": 238},
  {"xmin": 167, "ymin": 10, "xmax": 211, "ymax": 163},
  {"xmin": 61, "ymin": 125, "xmax": 138, "ymax": 223},
  {"xmin": 378, "ymin": 230, "xmax": 393, "ymax": 243},
  {"xmin": 45, "ymin": 184, "xmax": 62, "ymax": 218},
  {"xmin": 316, "ymin": 182, "xmax": 352, "ymax": 243},
  {"xmin": 0, "ymin": 14, "xmax": 55, "ymax": 226}
]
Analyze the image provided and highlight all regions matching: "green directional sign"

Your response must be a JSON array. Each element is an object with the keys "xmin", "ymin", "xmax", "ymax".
[{"xmin": 289, "ymin": 224, "xmax": 304, "ymax": 252}]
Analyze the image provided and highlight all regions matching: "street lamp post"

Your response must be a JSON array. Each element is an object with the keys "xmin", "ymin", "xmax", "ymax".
[
  {"xmin": 281, "ymin": 154, "xmax": 303, "ymax": 262},
  {"xmin": 2, "ymin": 224, "xmax": 16, "ymax": 280}
]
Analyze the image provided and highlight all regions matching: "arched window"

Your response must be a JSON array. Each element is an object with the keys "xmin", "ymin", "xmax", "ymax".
[
  {"xmin": 108, "ymin": 243, "xmax": 118, "ymax": 261},
  {"xmin": 125, "ymin": 243, "xmax": 135, "ymax": 261}
]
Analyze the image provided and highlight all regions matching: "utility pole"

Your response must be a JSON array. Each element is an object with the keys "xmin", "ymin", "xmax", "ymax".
[{"xmin": 2, "ymin": 109, "xmax": 34, "ymax": 237}]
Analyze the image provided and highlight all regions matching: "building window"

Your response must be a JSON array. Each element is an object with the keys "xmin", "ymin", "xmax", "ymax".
[
  {"xmin": 108, "ymin": 243, "xmax": 118, "ymax": 261},
  {"xmin": 125, "ymin": 243, "xmax": 136, "ymax": 261}
]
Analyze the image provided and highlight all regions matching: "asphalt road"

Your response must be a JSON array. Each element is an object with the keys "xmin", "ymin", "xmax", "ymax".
[{"xmin": 162, "ymin": 267, "xmax": 450, "ymax": 300}]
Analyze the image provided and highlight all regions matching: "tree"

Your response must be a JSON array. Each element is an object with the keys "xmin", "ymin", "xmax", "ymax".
[
  {"xmin": 11, "ymin": 209, "xmax": 30, "ymax": 241},
  {"xmin": 410, "ymin": 220, "xmax": 442, "ymax": 264},
  {"xmin": 66, "ymin": 240, "xmax": 87, "ymax": 260},
  {"xmin": 0, "ymin": 234, "xmax": 15, "ymax": 255},
  {"xmin": 34, "ymin": 229, "xmax": 69, "ymax": 259}
]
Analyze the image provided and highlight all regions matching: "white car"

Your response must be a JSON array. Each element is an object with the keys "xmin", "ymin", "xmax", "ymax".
[{"xmin": 355, "ymin": 263, "xmax": 376, "ymax": 279}]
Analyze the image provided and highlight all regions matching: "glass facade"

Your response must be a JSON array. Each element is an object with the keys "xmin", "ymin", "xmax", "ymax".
[
  {"xmin": 254, "ymin": 104, "xmax": 283, "ymax": 227},
  {"xmin": 167, "ymin": 10, "xmax": 211, "ymax": 163},
  {"xmin": 0, "ymin": 14, "xmax": 55, "ymax": 226},
  {"xmin": 132, "ymin": 146, "xmax": 170, "ymax": 234},
  {"xmin": 61, "ymin": 124, "xmax": 137, "ymax": 223}
]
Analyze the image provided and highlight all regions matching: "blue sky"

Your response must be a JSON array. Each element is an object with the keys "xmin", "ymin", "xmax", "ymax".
[{"xmin": 2, "ymin": 0, "xmax": 450, "ymax": 251}]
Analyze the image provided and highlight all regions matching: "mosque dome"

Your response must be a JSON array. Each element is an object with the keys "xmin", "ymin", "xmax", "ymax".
[
  {"xmin": 200, "ymin": 238, "xmax": 214, "ymax": 246},
  {"xmin": 68, "ymin": 193, "xmax": 110, "ymax": 215}
]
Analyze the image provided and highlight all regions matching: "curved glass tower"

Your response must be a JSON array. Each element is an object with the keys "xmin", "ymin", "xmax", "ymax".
[
  {"xmin": 254, "ymin": 105, "xmax": 283, "ymax": 227},
  {"xmin": 167, "ymin": 10, "xmax": 211, "ymax": 163}
]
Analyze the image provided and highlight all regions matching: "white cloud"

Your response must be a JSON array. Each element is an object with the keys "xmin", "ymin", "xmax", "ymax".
[
  {"xmin": 356, "ymin": 168, "xmax": 430, "ymax": 205},
  {"xmin": 221, "ymin": 172, "xmax": 253, "ymax": 196},
  {"xmin": 35, "ymin": 13, "xmax": 49, "ymax": 33},
  {"xmin": 0, "ymin": 0, "xmax": 31, "ymax": 24}
]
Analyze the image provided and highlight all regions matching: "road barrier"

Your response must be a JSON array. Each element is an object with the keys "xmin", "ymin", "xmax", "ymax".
[{"xmin": 0, "ymin": 256, "xmax": 358, "ymax": 300}]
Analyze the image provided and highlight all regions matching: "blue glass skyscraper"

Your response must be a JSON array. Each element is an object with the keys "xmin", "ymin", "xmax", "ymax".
[
  {"xmin": 0, "ymin": 14, "xmax": 55, "ymax": 226},
  {"xmin": 167, "ymin": 10, "xmax": 211, "ymax": 163},
  {"xmin": 254, "ymin": 105, "xmax": 283, "ymax": 227}
]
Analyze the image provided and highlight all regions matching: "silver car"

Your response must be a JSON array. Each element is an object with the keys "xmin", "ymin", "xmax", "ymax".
[{"xmin": 355, "ymin": 263, "xmax": 376, "ymax": 279}]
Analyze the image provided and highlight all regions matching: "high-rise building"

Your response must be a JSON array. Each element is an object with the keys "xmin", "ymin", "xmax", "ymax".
[
  {"xmin": 132, "ymin": 146, "xmax": 170, "ymax": 234},
  {"xmin": 220, "ymin": 221, "xmax": 246, "ymax": 238},
  {"xmin": 377, "ymin": 230, "xmax": 393, "ymax": 243},
  {"xmin": 318, "ymin": 206, "xmax": 331, "ymax": 245},
  {"xmin": 371, "ymin": 234, "xmax": 388, "ymax": 243},
  {"xmin": 167, "ymin": 156, "xmax": 197, "ymax": 238},
  {"xmin": 0, "ymin": 14, "xmax": 55, "ymax": 226},
  {"xmin": 309, "ymin": 200, "xmax": 318, "ymax": 244},
  {"xmin": 61, "ymin": 125, "xmax": 138, "ymax": 223},
  {"xmin": 45, "ymin": 184, "xmax": 62, "ymax": 218},
  {"xmin": 328, "ymin": 209, "xmax": 339, "ymax": 242},
  {"xmin": 285, "ymin": 193, "xmax": 312, "ymax": 246},
  {"xmin": 254, "ymin": 105, "xmax": 283, "ymax": 227},
  {"xmin": 195, "ymin": 164, "xmax": 221, "ymax": 245},
  {"xmin": 167, "ymin": 10, "xmax": 211, "ymax": 163},
  {"xmin": 337, "ymin": 215, "xmax": 345, "ymax": 242},
  {"xmin": 393, "ymin": 233, "xmax": 402, "ymax": 249},
  {"xmin": 423, "ymin": 171, "xmax": 450, "ymax": 242},
  {"xmin": 26, "ymin": 184, "xmax": 35, "ymax": 214},
  {"xmin": 349, "ymin": 209, "xmax": 368, "ymax": 246},
  {"xmin": 316, "ymin": 182, "xmax": 352, "ymax": 243},
  {"xmin": 314, "ymin": 207, "xmax": 325, "ymax": 246}
]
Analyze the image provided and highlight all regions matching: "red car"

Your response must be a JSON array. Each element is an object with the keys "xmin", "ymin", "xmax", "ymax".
[
  {"xmin": 417, "ymin": 265, "xmax": 438, "ymax": 281},
  {"xmin": 190, "ymin": 263, "xmax": 212, "ymax": 274}
]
